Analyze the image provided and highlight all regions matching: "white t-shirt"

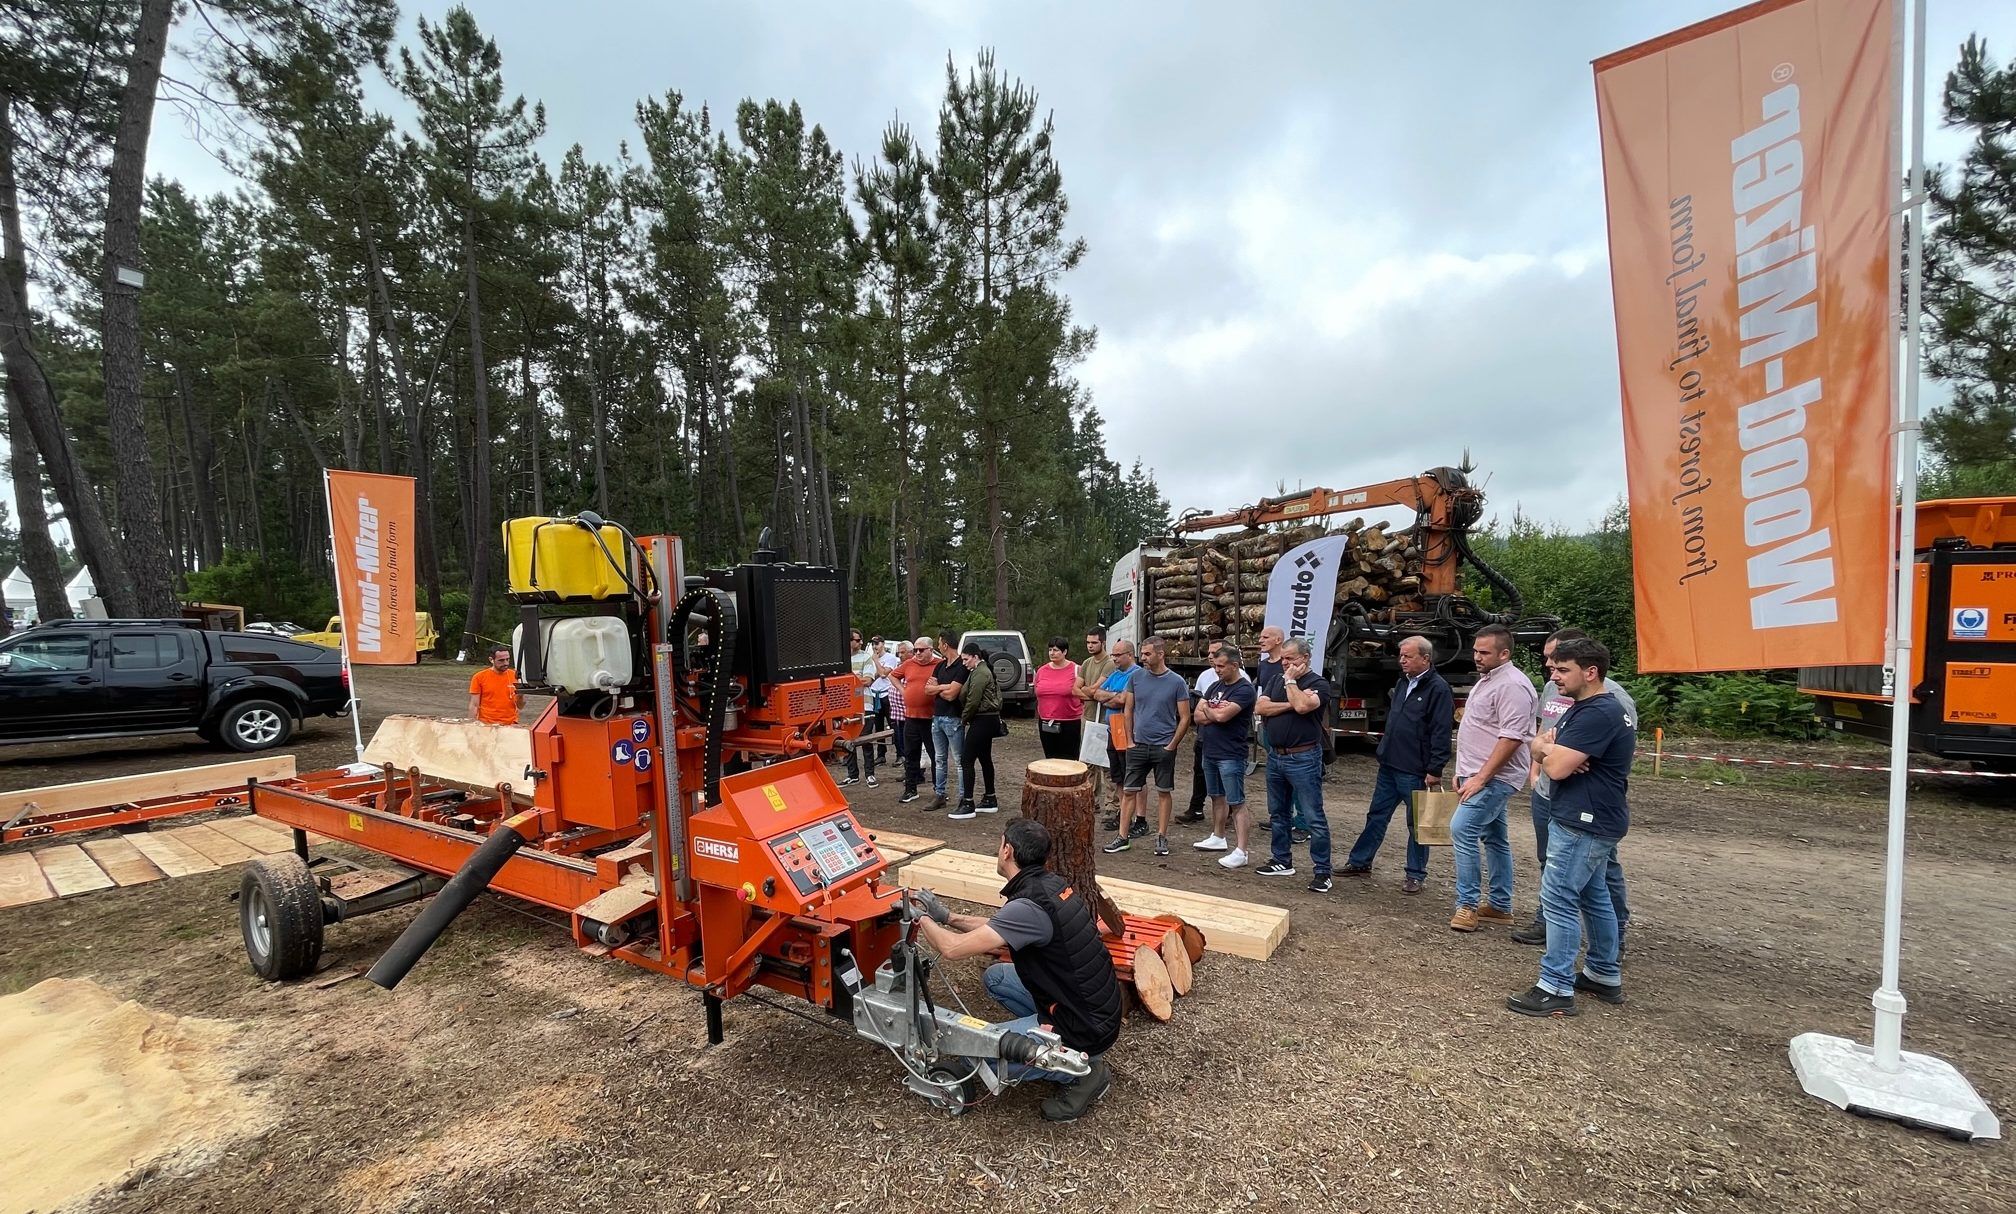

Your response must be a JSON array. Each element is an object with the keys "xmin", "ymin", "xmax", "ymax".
[
  {"xmin": 1194, "ymin": 668, "xmax": 1220, "ymax": 695},
  {"xmin": 871, "ymin": 651, "xmax": 897, "ymax": 694}
]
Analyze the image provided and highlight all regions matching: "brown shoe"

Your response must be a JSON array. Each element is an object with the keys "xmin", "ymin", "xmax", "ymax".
[
  {"xmin": 1401, "ymin": 877, "xmax": 1424, "ymax": 895},
  {"xmin": 1477, "ymin": 906, "xmax": 1514, "ymax": 923},
  {"xmin": 1450, "ymin": 906, "xmax": 1480, "ymax": 932}
]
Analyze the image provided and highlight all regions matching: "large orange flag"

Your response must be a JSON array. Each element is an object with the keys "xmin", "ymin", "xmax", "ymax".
[
  {"xmin": 1596, "ymin": 0, "xmax": 1895, "ymax": 672},
  {"xmin": 326, "ymin": 470, "xmax": 417, "ymax": 665}
]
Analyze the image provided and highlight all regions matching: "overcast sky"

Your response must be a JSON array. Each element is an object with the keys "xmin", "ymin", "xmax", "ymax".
[{"xmin": 139, "ymin": 0, "xmax": 2007, "ymax": 538}]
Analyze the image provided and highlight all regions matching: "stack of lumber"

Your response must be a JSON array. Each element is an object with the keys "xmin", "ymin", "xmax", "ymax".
[
  {"xmin": 0, "ymin": 815, "xmax": 315, "ymax": 909},
  {"xmin": 1146, "ymin": 520, "xmax": 1425, "ymax": 661}
]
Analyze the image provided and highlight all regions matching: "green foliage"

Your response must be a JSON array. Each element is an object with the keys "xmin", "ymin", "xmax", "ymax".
[
  {"xmin": 1468, "ymin": 499, "xmax": 1638, "ymax": 673},
  {"xmin": 1660, "ymin": 673, "xmax": 1819, "ymax": 739},
  {"xmin": 183, "ymin": 550, "xmax": 334, "ymax": 626},
  {"xmin": 1617, "ymin": 676, "xmax": 1669, "ymax": 730}
]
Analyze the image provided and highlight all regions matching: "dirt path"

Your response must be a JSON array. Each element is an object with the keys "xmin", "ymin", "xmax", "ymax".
[{"xmin": 0, "ymin": 663, "xmax": 2007, "ymax": 1213}]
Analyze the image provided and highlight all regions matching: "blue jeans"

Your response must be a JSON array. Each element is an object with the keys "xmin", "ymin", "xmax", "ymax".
[
  {"xmin": 1202, "ymin": 756, "xmax": 1247, "ymax": 807},
  {"xmin": 1537, "ymin": 821, "xmax": 1623, "ymax": 996},
  {"xmin": 1347, "ymin": 765, "xmax": 1431, "ymax": 880},
  {"xmin": 984, "ymin": 962, "xmax": 1085, "ymax": 1084},
  {"xmin": 1260, "ymin": 735, "xmax": 1311, "ymax": 830},
  {"xmin": 1265, "ymin": 747, "xmax": 1330, "ymax": 875},
  {"xmin": 1532, "ymin": 791, "xmax": 1630, "ymax": 926},
  {"xmin": 930, "ymin": 716, "xmax": 965, "ymax": 802},
  {"xmin": 1451, "ymin": 779, "xmax": 1515, "ymax": 912}
]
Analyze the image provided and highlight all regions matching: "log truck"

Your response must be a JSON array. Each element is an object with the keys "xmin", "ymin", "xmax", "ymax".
[
  {"xmin": 232, "ymin": 513, "xmax": 1093, "ymax": 1112},
  {"xmin": 1104, "ymin": 466, "xmax": 1551, "ymax": 738}
]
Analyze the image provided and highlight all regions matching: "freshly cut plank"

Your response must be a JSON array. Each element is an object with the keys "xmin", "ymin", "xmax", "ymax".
[
  {"xmin": 164, "ymin": 824, "xmax": 260, "ymax": 865},
  {"xmin": 80, "ymin": 836, "xmax": 165, "ymax": 886},
  {"xmin": 899, "ymin": 848, "xmax": 1289, "ymax": 960},
  {"xmin": 127, "ymin": 831, "xmax": 220, "ymax": 878},
  {"xmin": 866, "ymin": 830, "xmax": 944, "ymax": 858},
  {"xmin": 363, "ymin": 715, "xmax": 534, "ymax": 800},
  {"xmin": 208, "ymin": 816, "xmax": 293, "ymax": 855},
  {"xmin": 0, "ymin": 851, "xmax": 55, "ymax": 907},
  {"xmin": 34, "ymin": 844, "xmax": 115, "ymax": 897},
  {"xmin": 0, "ymin": 756, "xmax": 295, "ymax": 822}
]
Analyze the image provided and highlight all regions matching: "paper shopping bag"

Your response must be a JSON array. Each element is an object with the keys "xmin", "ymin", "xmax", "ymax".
[{"xmin": 1408, "ymin": 789, "xmax": 1462, "ymax": 847}]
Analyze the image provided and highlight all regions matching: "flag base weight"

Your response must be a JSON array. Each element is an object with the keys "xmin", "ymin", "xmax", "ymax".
[{"xmin": 1789, "ymin": 1032, "xmax": 1999, "ymax": 1140}]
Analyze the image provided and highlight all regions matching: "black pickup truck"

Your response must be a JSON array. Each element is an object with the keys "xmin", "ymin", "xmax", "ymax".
[{"xmin": 0, "ymin": 620, "xmax": 349, "ymax": 752}]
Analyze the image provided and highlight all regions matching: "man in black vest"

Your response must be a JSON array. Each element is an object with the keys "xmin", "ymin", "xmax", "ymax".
[
  {"xmin": 912, "ymin": 818, "xmax": 1122, "ymax": 1121},
  {"xmin": 1342, "ymin": 634, "xmax": 1453, "ymax": 893}
]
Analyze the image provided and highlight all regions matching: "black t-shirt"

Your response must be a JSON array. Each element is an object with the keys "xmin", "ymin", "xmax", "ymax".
[
  {"xmin": 1258, "ymin": 665, "xmax": 1332, "ymax": 749},
  {"xmin": 932, "ymin": 657, "xmax": 969, "ymax": 718},
  {"xmin": 1199, "ymin": 677, "xmax": 1257, "ymax": 762},
  {"xmin": 1545, "ymin": 691, "xmax": 1634, "ymax": 839}
]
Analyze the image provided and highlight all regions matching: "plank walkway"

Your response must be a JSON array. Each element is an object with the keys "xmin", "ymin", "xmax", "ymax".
[{"xmin": 0, "ymin": 815, "xmax": 303, "ymax": 910}]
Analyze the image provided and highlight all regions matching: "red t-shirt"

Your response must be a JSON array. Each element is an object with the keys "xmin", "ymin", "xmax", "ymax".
[
  {"xmin": 1033, "ymin": 661, "xmax": 1080, "ymax": 721},
  {"xmin": 892, "ymin": 657, "xmax": 939, "ymax": 720}
]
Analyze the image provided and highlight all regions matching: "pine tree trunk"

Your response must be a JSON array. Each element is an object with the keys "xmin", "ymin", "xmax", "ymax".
[
  {"xmin": 361, "ymin": 215, "xmax": 444, "ymax": 629},
  {"xmin": 97, "ymin": 0, "xmax": 179, "ymax": 614},
  {"xmin": 460, "ymin": 213, "xmax": 494, "ymax": 657},
  {"xmin": 522, "ymin": 339, "xmax": 543, "ymax": 515},
  {"xmin": 6, "ymin": 394, "xmax": 69, "ymax": 621},
  {"xmin": 986, "ymin": 437, "xmax": 1009, "ymax": 623},
  {"xmin": 173, "ymin": 363, "xmax": 221, "ymax": 567},
  {"xmin": 0, "ymin": 97, "xmax": 135, "ymax": 614}
]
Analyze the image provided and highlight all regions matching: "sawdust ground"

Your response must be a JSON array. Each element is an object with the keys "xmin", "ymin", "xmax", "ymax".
[{"xmin": 0, "ymin": 978, "xmax": 267, "ymax": 1214}]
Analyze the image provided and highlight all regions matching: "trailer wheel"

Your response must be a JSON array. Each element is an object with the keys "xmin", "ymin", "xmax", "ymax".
[
  {"xmin": 220, "ymin": 698, "xmax": 295, "ymax": 752},
  {"xmin": 924, "ymin": 1065, "xmax": 978, "ymax": 1116},
  {"xmin": 240, "ymin": 854, "xmax": 324, "ymax": 981}
]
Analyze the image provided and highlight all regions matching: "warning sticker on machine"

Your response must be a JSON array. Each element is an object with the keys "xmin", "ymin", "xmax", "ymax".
[
  {"xmin": 1953, "ymin": 607, "xmax": 1990, "ymax": 639},
  {"xmin": 694, "ymin": 838, "xmax": 739, "ymax": 862},
  {"xmin": 762, "ymin": 784, "xmax": 788, "ymax": 813}
]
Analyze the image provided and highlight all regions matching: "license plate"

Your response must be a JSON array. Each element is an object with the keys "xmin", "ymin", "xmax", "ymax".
[{"xmin": 1337, "ymin": 709, "xmax": 1367, "ymax": 719}]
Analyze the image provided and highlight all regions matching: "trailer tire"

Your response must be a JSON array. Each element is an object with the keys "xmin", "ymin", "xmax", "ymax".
[{"xmin": 240, "ymin": 854, "xmax": 324, "ymax": 981}]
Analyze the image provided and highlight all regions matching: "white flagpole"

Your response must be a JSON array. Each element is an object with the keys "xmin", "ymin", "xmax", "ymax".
[
  {"xmin": 1789, "ymin": 0, "xmax": 1996, "ymax": 1138},
  {"xmin": 323, "ymin": 469, "xmax": 366, "ymax": 763}
]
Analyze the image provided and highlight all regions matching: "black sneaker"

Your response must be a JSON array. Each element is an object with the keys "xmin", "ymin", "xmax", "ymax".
[
  {"xmin": 1307, "ymin": 875, "xmax": 1333, "ymax": 894},
  {"xmin": 1291, "ymin": 827, "xmax": 1311, "ymax": 844},
  {"xmin": 1129, "ymin": 818, "xmax": 1150, "ymax": 838},
  {"xmin": 865, "ymin": 774, "xmax": 880, "ymax": 788},
  {"xmin": 949, "ymin": 802, "xmax": 977, "ymax": 821},
  {"xmin": 1039, "ymin": 1058, "xmax": 1112, "ymax": 1123},
  {"xmin": 1102, "ymin": 835, "xmax": 1132, "ymax": 854},
  {"xmin": 838, "ymin": 776, "xmax": 859, "ymax": 788},
  {"xmin": 1153, "ymin": 835, "xmax": 1170, "ymax": 857},
  {"xmin": 976, "ymin": 796, "xmax": 999, "ymax": 814},
  {"xmin": 899, "ymin": 789, "xmax": 921, "ymax": 804},
  {"xmin": 1255, "ymin": 860, "xmax": 1296, "ymax": 877},
  {"xmin": 1102, "ymin": 813, "xmax": 1121, "ymax": 831},
  {"xmin": 1178, "ymin": 809, "xmax": 1206, "ymax": 825},
  {"xmin": 1506, "ymin": 985, "xmax": 1579, "ymax": 1018},
  {"xmin": 1574, "ymin": 973, "xmax": 1626, "ymax": 1005},
  {"xmin": 1511, "ymin": 916, "xmax": 1547, "ymax": 946}
]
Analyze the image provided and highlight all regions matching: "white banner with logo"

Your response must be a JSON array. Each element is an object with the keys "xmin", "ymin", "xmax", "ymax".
[{"xmin": 1263, "ymin": 534, "xmax": 1349, "ymax": 675}]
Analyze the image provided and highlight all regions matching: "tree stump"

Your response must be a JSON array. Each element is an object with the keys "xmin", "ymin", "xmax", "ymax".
[{"xmin": 1021, "ymin": 758, "xmax": 1127, "ymax": 937}]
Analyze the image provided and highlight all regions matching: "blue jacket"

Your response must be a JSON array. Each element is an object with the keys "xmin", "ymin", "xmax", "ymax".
[{"xmin": 1376, "ymin": 668, "xmax": 1453, "ymax": 777}]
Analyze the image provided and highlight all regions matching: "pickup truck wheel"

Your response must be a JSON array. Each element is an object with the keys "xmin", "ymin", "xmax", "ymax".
[
  {"xmin": 240, "ymin": 854, "xmax": 324, "ymax": 981},
  {"xmin": 220, "ymin": 699, "xmax": 295, "ymax": 752}
]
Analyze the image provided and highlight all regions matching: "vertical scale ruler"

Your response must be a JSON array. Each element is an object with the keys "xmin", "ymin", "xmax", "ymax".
[{"xmin": 649, "ymin": 536, "xmax": 692, "ymax": 905}]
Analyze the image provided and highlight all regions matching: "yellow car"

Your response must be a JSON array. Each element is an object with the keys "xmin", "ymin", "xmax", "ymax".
[{"xmin": 296, "ymin": 612, "xmax": 440, "ymax": 662}]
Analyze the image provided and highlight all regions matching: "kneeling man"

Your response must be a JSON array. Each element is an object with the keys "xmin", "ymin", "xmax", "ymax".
[{"xmin": 912, "ymin": 818, "xmax": 1122, "ymax": 1121}]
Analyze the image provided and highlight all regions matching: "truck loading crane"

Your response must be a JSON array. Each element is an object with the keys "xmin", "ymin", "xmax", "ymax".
[
  {"xmin": 232, "ymin": 513, "xmax": 1092, "ymax": 1113},
  {"xmin": 1106, "ymin": 466, "xmax": 1551, "ymax": 738}
]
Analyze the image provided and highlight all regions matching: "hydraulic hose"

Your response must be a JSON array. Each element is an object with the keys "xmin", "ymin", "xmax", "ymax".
[
  {"xmin": 366, "ymin": 810, "xmax": 538, "ymax": 989},
  {"xmin": 1452, "ymin": 527, "xmax": 1524, "ymax": 623}
]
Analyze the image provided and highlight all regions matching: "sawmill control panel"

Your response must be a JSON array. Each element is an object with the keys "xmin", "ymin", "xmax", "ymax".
[{"xmin": 770, "ymin": 815, "xmax": 875, "ymax": 896}]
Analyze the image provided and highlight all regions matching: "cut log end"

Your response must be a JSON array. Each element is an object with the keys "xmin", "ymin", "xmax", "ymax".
[
  {"xmin": 1025, "ymin": 758, "xmax": 1090, "ymax": 789},
  {"xmin": 1131, "ymin": 943, "xmax": 1175, "ymax": 1020},
  {"xmin": 1159, "ymin": 929, "xmax": 1194, "ymax": 997}
]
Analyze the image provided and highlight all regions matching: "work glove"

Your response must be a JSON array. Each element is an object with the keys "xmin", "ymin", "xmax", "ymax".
[{"xmin": 908, "ymin": 888, "xmax": 952, "ymax": 926}]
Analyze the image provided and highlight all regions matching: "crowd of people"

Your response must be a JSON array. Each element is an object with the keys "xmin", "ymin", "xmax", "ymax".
[{"xmin": 850, "ymin": 619, "xmax": 1639, "ymax": 1022}]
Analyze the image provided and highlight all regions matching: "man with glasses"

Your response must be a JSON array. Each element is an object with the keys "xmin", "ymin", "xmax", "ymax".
[
  {"xmin": 843, "ymin": 630, "xmax": 880, "ymax": 787},
  {"xmin": 1507, "ymin": 636, "xmax": 1633, "ymax": 1018}
]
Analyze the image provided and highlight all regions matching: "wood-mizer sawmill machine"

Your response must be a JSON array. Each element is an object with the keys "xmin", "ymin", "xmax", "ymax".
[{"xmin": 234, "ymin": 513, "xmax": 1090, "ymax": 1112}]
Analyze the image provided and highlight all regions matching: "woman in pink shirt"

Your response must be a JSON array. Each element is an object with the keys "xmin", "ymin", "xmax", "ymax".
[{"xmin": 1033, "ymin": 636, "xmax": 1082, "ymax": 761}]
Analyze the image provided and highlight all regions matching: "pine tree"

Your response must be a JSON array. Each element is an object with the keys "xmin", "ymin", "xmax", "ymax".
[
  {"xmin": 1924, "ymin": 35, "xmax": 2016, "ymax": 488},
  {"xmin": 399, "ymin": 5, "xmax": 546, "ymax": 654}
]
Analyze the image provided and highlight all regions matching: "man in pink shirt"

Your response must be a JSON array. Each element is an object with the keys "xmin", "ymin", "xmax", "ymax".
[{"xmin": 1448, "ymin": 624, "xmax": 1540, "ymax": 933}]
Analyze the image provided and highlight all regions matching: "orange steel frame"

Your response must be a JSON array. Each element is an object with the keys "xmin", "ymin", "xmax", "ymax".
[{"xmin": 247, "ymin": 531, "xmax": 907, "ymax": 1011}]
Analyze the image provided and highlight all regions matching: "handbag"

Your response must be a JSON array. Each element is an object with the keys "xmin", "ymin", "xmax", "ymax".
[
  {"xmin": 996, "ymin": 715, "xmax": 1010, "ymax": 739},
  {"xmin": 1408, "ymin": 789, "xmax": 1463, "ymax": 847},
  {"xmin": 1078, "ymin": 720, "xmax": 1110, "ymax": 767}
]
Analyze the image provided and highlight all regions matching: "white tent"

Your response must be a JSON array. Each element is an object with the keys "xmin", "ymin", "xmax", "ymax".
[
  {"xmin": 3, "ymin": 565, "xmax": 35, "ymax": 625},
  {"xmin": 65, "ymin": 567, "xmax": 98, "ymax": 615}
]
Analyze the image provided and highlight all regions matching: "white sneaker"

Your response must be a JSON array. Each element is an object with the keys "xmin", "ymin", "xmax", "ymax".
[
  {"xmin": 1192, "ymin": 834, "xmax": 1228, "ymax": 851},
  {"xmin": 1218, "ymin": 848, "xmax": 1249, "ymax": 869}
]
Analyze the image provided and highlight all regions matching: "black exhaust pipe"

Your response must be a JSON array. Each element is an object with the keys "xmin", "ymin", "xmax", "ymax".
[{"xmin": 366, "ymin": 812, "xmax": 536, "ymax": 989}]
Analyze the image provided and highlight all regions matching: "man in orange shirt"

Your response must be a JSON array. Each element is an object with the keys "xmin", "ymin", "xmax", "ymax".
[
  {"xmin": 892, "ymin": 636, "xmax": 940, "ymax": 805},
  {"xmin": 468, "ymin": 646, "xmax": 523, "ymax": 725}
]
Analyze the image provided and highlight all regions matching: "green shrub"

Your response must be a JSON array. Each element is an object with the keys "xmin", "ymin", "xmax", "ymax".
[
  {"xmin": 1618, "ymin": 675, "xmax": 1670, "ymax": 730},
  {"xmin": 184, "ymin": 550, "xmax": 333, "ymax": 626},
  {"xmin": 1667, "ymin": 673, "xmax": 1818, "ymax": 738}
]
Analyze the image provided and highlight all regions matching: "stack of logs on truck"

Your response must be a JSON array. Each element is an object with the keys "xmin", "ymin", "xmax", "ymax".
[{"xmin": 1143, "ymin": 519, "xmax": 1540, "ymax": 739}]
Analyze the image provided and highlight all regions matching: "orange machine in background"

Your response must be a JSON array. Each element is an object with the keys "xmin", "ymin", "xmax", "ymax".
[{"xmin": 1801, "ymin": 498, "xmax": 2016, "ymax": 768}]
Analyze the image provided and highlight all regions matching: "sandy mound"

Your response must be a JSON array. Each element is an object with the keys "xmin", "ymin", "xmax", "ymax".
[{"xmin": 0, "ymin": 978, "xmax": 267, "ymax": 1214}]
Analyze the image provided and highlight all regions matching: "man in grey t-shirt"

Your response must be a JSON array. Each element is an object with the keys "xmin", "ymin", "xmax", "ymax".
[
  {"xmin": 1104, "ymin": 635, "xmax": 1190, "ymax": 858},
  {"xmin": 1512, "ymin": 627, "xmax": 1638, "ymax": 949}
]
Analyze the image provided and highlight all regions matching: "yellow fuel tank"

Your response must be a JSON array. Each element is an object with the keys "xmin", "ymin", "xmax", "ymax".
[{"xmin": 503, "ymin": 516, "xmax": 631, "ymax": 602}]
